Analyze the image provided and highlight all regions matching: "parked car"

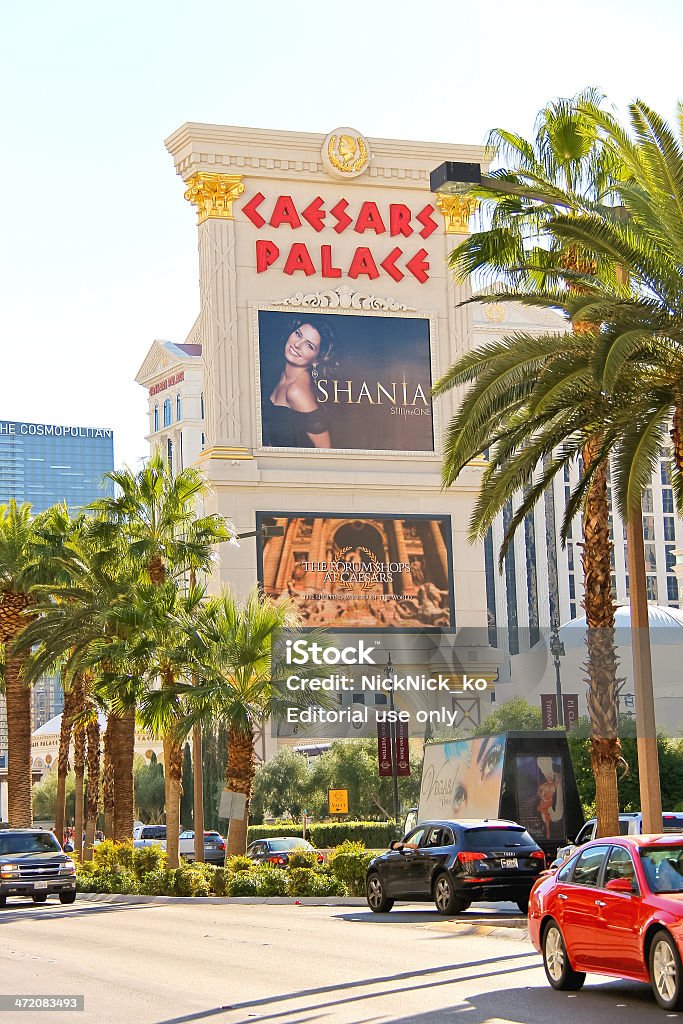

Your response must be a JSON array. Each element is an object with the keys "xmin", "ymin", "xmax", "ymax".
[
  {"xmin": 179, "ymin": 830, "xmax": 226, "ymax": 865},
  {"xmin": 552, "ymin": 811, "xmax": 683, "ymax": 866},
  {"xmin": 0, "ymin": 829, "xmax": 77, "ymax": 906},
  {"xmin": 132, "ymin": 825, "xmax": 167, "ymax": 850},
  {"xmin": 529, "ymin": 834, "xmax": 683, "ymax": 1010},
  {"xmin": 365, "ymin": 819, "xmax": 546, "ymax": 915},
  {"xmin": 246, "ymin": 837, "xmax": 324, "ymax": 867}
]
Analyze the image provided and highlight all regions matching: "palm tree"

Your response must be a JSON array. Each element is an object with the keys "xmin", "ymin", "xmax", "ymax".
[
  {"xmin": 185, "ymin": 588, "xmax": 318, "ymax": 856},
  {"xmin": 90, "ymin": 452, "xmax": 232, "ymax": 865},
  {"xmin": 435, "ymin": 92, "xmax": 631, "ymax": 837},
  {"xmin": 0, "ymin": 500, "xmax": 50, "ymax": 826}
]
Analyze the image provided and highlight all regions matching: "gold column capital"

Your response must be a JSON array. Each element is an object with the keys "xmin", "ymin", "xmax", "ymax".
[
  {"xmin": 183, "ymin": 172, "xmax": 245, "ymax": 224},
  {"xmin": 436, "ymin": 194, "xmax": 478, "ymax": 234}
]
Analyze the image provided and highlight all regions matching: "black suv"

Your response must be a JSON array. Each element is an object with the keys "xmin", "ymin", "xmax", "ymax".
[
  {"xmin": 0, "ymin": 829, "xmax": 77, "ymax": 906},
  {"xmin": 366, "ymin": 819, "xmax": 546, "ymax": 915}
]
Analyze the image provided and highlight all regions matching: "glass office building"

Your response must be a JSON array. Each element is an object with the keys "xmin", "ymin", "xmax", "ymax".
[
  {"xmin": 0, "ymin": 420, "xmax": 114, "ymax": 513},
  {"xmin": 0, "ymin": 420, "xmax": 115, "ymax": 744}
]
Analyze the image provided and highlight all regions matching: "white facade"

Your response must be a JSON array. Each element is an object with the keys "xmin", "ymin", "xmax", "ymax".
[{"xmin": 136, "ymin": 335, "xmax": 205, "ymax": 473}]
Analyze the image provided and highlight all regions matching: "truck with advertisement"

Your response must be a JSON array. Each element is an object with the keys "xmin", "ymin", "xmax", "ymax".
[{"xmin": 407, "ymin": 731, "xmax": 584, "ymax": 861}]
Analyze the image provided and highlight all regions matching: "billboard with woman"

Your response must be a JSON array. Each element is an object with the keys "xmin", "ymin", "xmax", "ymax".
[{"xmin": 256, "ymin": 308, "xmax": 435, "ymax": 453}]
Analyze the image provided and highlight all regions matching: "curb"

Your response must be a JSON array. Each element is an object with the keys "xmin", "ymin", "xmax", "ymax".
[{"xmin": 76, "ymin": 893, "xmax": 367, "ymax": 907}]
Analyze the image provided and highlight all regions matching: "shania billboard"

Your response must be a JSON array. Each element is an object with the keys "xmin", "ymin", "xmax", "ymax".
[
  {"xmin": 255, "ymin": 308, "xmax": 434, "ymax": 453},
  {"xmin": 257, "ymin": 512, "xmax": 454, "ymax": 631}
]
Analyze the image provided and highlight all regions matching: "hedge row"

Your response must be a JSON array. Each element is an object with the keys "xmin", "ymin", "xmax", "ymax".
[{"xmin": 247, "ymin": 821, "xmax": 399, "ymax": 848}]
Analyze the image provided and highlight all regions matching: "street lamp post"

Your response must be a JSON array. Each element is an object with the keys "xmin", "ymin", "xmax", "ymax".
[
  {"xmin": 386, "ymin": 654, "xmax": 400, "ymax": 825},
  {"xmin": 549, "ymin": 626, "xmax": 565, "ymax": 728}
]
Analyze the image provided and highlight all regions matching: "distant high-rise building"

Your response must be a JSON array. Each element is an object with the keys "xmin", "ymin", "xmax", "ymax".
[
  {"xmin": 0, "ymin": 419, "xmax": 115, "ymax": 747},
  {"xmin": 0, "ymin": 419, "xmax": 114, "ymax": 513}
]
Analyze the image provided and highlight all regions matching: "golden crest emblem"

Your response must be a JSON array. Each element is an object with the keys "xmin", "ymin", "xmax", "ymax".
[{"xmin": 322, "ymin": 128, "xmax": 370, "ymax": 179}]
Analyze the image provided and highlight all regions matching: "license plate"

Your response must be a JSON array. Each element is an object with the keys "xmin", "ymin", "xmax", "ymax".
[
  {"xmin": 500, "ymin": 858, "xmax": 518, "ymax": 869},
  {"xmin": 33, "ymin": 881, "xmax": 48, "ymax": 890}
]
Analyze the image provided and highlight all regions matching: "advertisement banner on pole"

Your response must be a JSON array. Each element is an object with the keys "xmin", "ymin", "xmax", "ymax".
[
  {"xmin": 377, "ymin": 719, "xmax": 393, "ymax": 777},
  {"xmin": 562, "ymin": 694, "xmax": 579, "ymax": 731},
  {"xmin": 395, "ymin": 719, "xmax": 411, "ymax": 776},
  {"xmin": 540, "ymin": 694, "xmax": 558, "ymax": 729}
]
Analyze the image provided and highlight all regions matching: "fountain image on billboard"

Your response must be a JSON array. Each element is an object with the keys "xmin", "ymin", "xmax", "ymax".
[{"xmin": 257, "ymin": 512, "xmax": 454, "ymax": 631}]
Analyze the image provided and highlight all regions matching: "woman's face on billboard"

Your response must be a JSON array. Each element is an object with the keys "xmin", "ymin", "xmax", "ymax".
[
  {"xmin": 284, "ymin": 323, "xmax": 321, "ymax": 368},
  {"xmin": 450, "ymin": 736, "xmax": 505, "ymax": 816}
]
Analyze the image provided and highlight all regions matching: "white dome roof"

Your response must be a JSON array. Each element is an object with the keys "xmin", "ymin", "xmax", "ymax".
[
  {"xmin": 532, "ymin": 605, "xmax": 683, "ymax": 652},
  {"xmin": 32, "ymin": 712, "xmax": 108, "ymax": 737}
]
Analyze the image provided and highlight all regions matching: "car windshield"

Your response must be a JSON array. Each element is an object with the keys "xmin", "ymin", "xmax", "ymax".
[
  {"xmin": 641, "ymin": 846, "xmax": 683, "ymax": 892},
  {"xmin": 663, "ymin": 815, "xmax": 683, "ymax": 831},
  {"xmin": 269, "ymin": 839, "xmax": 311, "ymax": 852},
  {"xmin": 0, "ymin": 833, "xmax": 62, "ymax": 855},
  {"xmin": 462, "ymin": 827, "xmax": 536, "ymax": 849}
]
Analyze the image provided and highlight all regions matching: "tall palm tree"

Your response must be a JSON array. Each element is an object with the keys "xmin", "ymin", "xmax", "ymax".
[
  {"xmin": 0, "ymin": 500, "xmax": 50, "ymax": 826},
  {"xmin": 90, "ymin": 452, "xmax": 232, "ymax": 865},
  {"xmin": 184, "ymin": 588, "xmax": 319, "ymax": 856},
  {"xmin": 435, "ymin": 92, "xmax": 630, "ymax": 836}
]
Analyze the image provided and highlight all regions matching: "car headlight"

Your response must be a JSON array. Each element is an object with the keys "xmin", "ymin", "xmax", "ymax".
[
  {"xmin": 59, "ymin": 860, "xmax": 76, "ymax": 875},
  {"xmin": 0, "ymin": 864, "xmax": 19, "ymax": 878}
]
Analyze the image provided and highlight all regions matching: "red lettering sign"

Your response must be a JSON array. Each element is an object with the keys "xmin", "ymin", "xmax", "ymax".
[
  {"xmin": 283, "ymin": 243, "xmax": 316, "ymax": 276},
  {"xmin": 256, "ymin": 239, "xmax": 280, "ymax": 273},
  {"xmin": 270, "ymin": 195, "xmax": 301, "ymax": 229},
  {"xmin": 348, "ymin": 247, "xmax": 380, "ymax": 280},
  {"xmin": 354, "ymin": 201, "xmax": 386, "ymax": 235},
  {"xmin": 149, "ymin": 371, "xmax": 185, "ymax": 397}
]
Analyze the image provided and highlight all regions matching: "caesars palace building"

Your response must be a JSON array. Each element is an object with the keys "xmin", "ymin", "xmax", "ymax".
[{"xmin": 135, "ymin": 122, "xmax": 683, "ymax": 747}]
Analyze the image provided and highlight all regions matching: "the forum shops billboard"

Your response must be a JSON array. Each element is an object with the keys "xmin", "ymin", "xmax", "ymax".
[
  {"xmin": 257, "ymin": 512, "xmax": 454, "ymax": 631},
  {"xmin": 255, "ymin": 308, "xmax": 434, "ymax": 453}
]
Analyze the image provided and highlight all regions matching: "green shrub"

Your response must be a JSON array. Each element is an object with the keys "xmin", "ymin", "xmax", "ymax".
[
  {"xmin": 92, "ymin": 840, "xmax": 136, "ymax": 873},
  {"xmin": 138, "ymin": 869, "xmax": 176, "ymax": 896},
  {"xmin": 254, "ymin": 867, "xmax": 289, "ymax": 897},
  {"xmin": 78, "ymin": 868, "xmax": 139, "ymax": 895},
  {"xmin": 286, "ymin": 867, "xmax": 348, "ymax": 897},
  {"xmin": 328, "ymin": 841, "xmax": 374, "ymax": 896},
  {"xmin": 211, "ymin": 868, "xmax": 230, "ymax": 896},
  {"xmin": 227, "ymin": 871, "xmax": 258, "ymax": 896},
  {"xmin": 226, "ymin": 854, "xmax": 253, "ymax": 874},
  {"xmin": 287, "ymin": 847, "xmax": 319, "ymax": 870},
  {"xmin": 132, "ymin": 845, "xmax": 167, "ymax": 877}
]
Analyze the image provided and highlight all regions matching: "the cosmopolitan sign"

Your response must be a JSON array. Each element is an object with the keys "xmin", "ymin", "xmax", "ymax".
[
  {"xmin": 242, "ymin": 193, "xmax": 438, "ymax": 284},
  {"xmin": 0, "ymin": 421, "xmax": 113, "ymax": 438}
]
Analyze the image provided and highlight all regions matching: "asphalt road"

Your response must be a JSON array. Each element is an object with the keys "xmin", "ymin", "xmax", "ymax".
[{"xmin": 0, "ymin": 897, "xmax": 679, "ymax": 1024}]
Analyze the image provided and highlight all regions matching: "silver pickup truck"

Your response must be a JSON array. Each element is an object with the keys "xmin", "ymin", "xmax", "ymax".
[
  {"xmin": 132, "ymin": 825, "xmax": 167, "ymax": 850},
  {"xmin": 552, "ymin": 810, "xmax": 683, "ymax": 866}
]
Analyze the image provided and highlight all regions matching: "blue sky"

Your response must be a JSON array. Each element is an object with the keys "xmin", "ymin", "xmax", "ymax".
[{"xmin": 2, "ymin": 0, "xmax": 681, "ymax": 468}]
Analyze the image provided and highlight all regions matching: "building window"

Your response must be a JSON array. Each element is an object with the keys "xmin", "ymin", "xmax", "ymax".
[
  {"xmin": 646, "ymin": 576, "xmax": 658, "ymax": 601},
  {"xmin": 668, "ymin": 576, "xmax": 679, "ymax": 602},
  {"xmin": 643, "ymin": 516, "xmax": 655, "ymax": 541},
  {"xmin": 664, "ymin": 517, "xmax": 676, "ymax": 541},
  {"xmin": 644, "ymin": 544, "xmax": 657, "ymax": 571},
  {"xmin": 643, "ymin": 489, "xmax": 654, "ymax": 513},
  {"xmin": 200, "ymin": 393, "xmax": 205, "ymax": 419},
  {"xmin": 154, "ymin": 404, "xmax": 159, "ymax": 432},
  {"xmin": 663, "ymin": 488, "xmax": 674, "ymax": 514},
  {"xmin": 201, "ymin": 432, "xmax": 205, "ymax": 450},
  {"xmin": 661, "ymin": 461, "xmax": 672, "ymax": 485},
  {"xmin": 666, "ymin": 544, "xmax": 676, "ymax": 572},
  {"xmin": 176, "ymin": 394, "xmax": 182, "ymax": 421},
  {"xmin": 163, "ymin": 399, "xmax": 172, "ymax": 427},
  {"xmin": 167, "ymin": 438, "xmax": 173, "ymax": 471}
]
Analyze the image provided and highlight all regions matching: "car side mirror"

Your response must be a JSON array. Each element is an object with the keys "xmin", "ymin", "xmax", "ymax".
[{"xmin": 605, "ymin": 877, "xmax": 634, "ymax": 893}]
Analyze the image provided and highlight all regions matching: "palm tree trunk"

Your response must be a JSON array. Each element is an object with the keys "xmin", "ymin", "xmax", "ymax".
[
  {"xmin": 581, "ymin": 436, "xmax": 622, "ymax": 838},
  {"xmin": 83, "ymin": 715, "xmax": 101, "ymax": 861},
  {"xmin": 164, "ymin": 736, "xmax": 183, "ymax": 868},
  {"xmin": 4, "ymin": 646, "xmax": 33, "ymax": 827},
  {"xmin": 55, "ymin": 681, "xmax": 76, "ymax": 845},
  {"xmin": 112, "ymin": 709, "xmax": 136, "ymax": 842},
  {"xmin": 225, "ymin": 727, "xmax": 255, "ymax": 856},
  {"xmin": 102, "ymin": 719, "xmax": 115, "ymax": 838},
  {"xmin": 193, "ymin": 720, "xmax": 205, "ymax": 863},
  {"xmin": 73, "ymin": 723, "xmax": 85, "ymax": 859}
]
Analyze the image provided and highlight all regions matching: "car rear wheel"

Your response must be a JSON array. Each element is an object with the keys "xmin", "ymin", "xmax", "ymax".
[
  {"xmin": 366, "ymin": 873, "xmax": 394, "ymax": 913},
  {"xmin": 32, "ymin": 894, "xmax": 48, "ymax": 903},
  {"xmin": 0, "ymin": 896, "xmax": 7, "ymax": 907},
  {"xmin": 433, "ymin": 873, "xmax": 469, "ymax": 915},
  {"xmin": 650, "ymin": 930, "xmax": 683, "ymax": 1010},
  {"xmin": 516, "ymin": 896, "xmax": 530, "ymax": 915},
  {"xmin": 542, "ymin": 921, "xmax": 585, "ymax": 991},
  {"xmin": 59, "ymin": 891, "xmax": 77, "ymax": 905}
]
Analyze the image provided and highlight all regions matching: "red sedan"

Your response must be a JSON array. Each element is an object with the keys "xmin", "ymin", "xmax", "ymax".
[{"xmin": 529, "ymin": 835, "xmax": 683, "ymax": 1010}]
